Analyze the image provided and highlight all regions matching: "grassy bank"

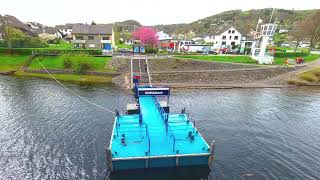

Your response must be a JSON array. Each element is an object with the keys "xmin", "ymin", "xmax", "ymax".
[
  {"xmin": 288, "ymin": 68, "xmax": 320, "ymax": 85},
  {"xmin": 0, "ymin": 55, "xmax": 29, "ymax": 71},
  {"xmin": 298, "ymin": 68, "xmax": 320, "ymax": 82},
  {"xmin": 274, "ymin": 54, "xmax": 320, "ymax": 65},
  {"xmin": 0, "ymin": 54, "xmax": 116, "ymax": 84},
  {"xmin": 29, "ymin": 56, "xmax": 115, "ymax": 72},
  {"xmin": 175, "ymin": 55, "xmax": 257, "ymax": 64},
  {"xmin": 15, "ymin": 71, "xmax": 113, "ymax": 84}
]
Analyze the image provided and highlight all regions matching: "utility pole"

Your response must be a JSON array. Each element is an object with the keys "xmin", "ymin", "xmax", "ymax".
[
  {"xmin": 270, "ymin": 8, "xmax": 275, "ymax": 23},
  {"xmin": 0, "ymin": 14, "xmax": 12, "ymax": 49}
]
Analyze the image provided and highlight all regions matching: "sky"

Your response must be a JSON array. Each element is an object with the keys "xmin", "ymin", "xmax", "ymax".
[{"xmin": 0, "ymin": 0, "xmax": 319, "ymax": 26}]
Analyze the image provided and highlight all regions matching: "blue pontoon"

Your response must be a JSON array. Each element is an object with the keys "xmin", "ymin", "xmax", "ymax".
[{"xmin": 106, "ymin": 83, "xmax": 215, "ymax": 172}]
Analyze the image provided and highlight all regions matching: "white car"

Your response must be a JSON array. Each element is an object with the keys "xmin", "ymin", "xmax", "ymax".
[{"xmin": 299, "ymin": 44, "xmax": 309, "ymax": 48}]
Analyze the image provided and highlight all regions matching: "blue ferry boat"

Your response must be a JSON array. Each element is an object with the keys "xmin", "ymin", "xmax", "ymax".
[{"xmin": 106, "ymin": 83, "xmax": 215, "ymax": 172}]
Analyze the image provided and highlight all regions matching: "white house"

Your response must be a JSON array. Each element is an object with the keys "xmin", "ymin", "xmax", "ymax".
[
  {"xmin": 213, "ymin": 27, "xmax": 243, "ymax": 49},
  {"xmin": 124, "ymin": 39, "xmax": 134, "ymax": 45},
  {"xmin": 55, "ymin": 24, "xmax": 73, "ymax": 40},
  {"xmin": 157, "ymin": 31, "xmax": 172, "ymax": 41}
]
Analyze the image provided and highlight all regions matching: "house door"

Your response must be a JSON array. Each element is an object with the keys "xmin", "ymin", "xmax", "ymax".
[{"xmin": 103, "ymin": 43, "xmax": 112, "ymax": 50}]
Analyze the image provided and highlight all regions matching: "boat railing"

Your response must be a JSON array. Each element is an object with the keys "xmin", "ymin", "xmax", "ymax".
[
  {"xmin": 152, "ymin": 96, "xmax": 168, "ymax": 123},
  {"xmin": 152, "ymin": 96, "xmax": 177, "ymax": 151},
  {"xmin": 168, "ymin": 125, "xmax": 176, "ymax": 152},
  {"xmin": 146, "ymin": 124, "xmax": 151, "ymax": 153}
]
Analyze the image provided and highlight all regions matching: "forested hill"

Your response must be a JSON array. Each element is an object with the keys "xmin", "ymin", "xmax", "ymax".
[{"xmin": 153, "ymin": 8, "xmax": 318, "ymax": 36}]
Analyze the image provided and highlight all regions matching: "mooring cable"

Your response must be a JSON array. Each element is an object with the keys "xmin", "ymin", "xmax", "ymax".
[{"xmin": 35, "ymin": 58, "xmax": 115, "ymax": 114}]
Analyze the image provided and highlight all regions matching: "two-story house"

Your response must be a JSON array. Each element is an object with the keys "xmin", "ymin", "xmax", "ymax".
[{"xmin": 71, "ymin": 24, "xmax": 115, "ymax": 51}]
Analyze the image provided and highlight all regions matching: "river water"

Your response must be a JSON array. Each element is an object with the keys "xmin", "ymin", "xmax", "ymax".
[{"xmin": 1, "ymin": 76, "xmax": 320, "ymax": 180}]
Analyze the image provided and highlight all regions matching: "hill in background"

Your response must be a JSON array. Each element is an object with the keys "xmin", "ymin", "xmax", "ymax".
[{"xmin": 152, "ymin": 8, "xmax": 318, "ymax": 36}]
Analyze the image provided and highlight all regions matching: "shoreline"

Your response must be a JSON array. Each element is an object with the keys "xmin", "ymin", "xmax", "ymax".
[{"xmin": 0, "ymin": 56, "xmax": 319, "ymax": 88}]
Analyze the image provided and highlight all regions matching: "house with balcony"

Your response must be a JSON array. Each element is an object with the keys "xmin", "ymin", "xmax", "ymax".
[{"xmin": 71, "ymin": 24, "xmax": 115, "ymax": 51}]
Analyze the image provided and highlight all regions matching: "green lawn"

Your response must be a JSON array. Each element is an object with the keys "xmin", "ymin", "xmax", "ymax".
[
  {"xmin": 29, "ymin": 56, "xmax": 114, "ymax": 72},
  {"xmin": 274, "ymin": 54, "xmax": 320, "ymax": 65},
  {"xmin": 0, "ymin": 55, "xmax": 29, "ymax": 71},
  {"xmin": 176, "ymin": 55, "xmax": 257, "ymax": 64}
]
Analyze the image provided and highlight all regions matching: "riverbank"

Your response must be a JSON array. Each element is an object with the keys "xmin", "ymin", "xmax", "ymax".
[
  {"xmin": 112, "ymin": 57, "xmax": 320, "ymax": 89},
  {"xmin": 1, "ymin": 53, "xmax": 320, "ymax": 88}
]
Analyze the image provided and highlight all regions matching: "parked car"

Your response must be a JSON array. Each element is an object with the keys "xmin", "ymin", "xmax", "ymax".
[
  {"xmin": 208, "ymin": 50, "xmax": 218, "ymax": 55},
  {"xmin": 202, "ymin": 51, "xmax": 209, "ymax": 55},
  {"xmin": 228, "ymin": 49, "xmax": 239, "ymax": 54},
  {"xmin": 118, "ymin": 48, "xmax": 131, "ymax": 54},
  {"xmin": 281, "ymin": 43, "xmax": 290, "ymax": 47}
]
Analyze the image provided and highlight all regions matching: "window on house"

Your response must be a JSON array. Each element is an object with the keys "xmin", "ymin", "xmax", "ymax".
[
  {"xmin": 88, "ymin": 36, "xmax": 94, "ymax": 40},
  {"xmin": 232, "ymin": 30, "xmax": 235, "ymax": 34},
  {"xmin": 231, "ymin": 42, "xmax": 236, "ymax": 46},
  {"xmin": 75, "ymin": 36, "xmax": 84, "ymax": 40},
  {"xmin": 228, "ymin": 30, "xmax": 231, "ymax": 34},
  {"xmin": 234, "ymin": 36, "xmax": 239, "ymax": 40},
  {"xmin": 222, "ymin": 36, "xmax": 226, "ymax": 40},
  {"xmin": 222, "ymin": 41, "xmax": 226, "ymax": 45},
  {"xmin": 229, "ymin": 36, "xmax": 232, "ymax": 40},
  {"xmin": 102, "ymin": 36, "xmax": 110, "ymax": 40}
]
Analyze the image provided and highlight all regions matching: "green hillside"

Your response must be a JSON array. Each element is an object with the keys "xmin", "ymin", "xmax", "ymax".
[{"xmin": 154, "ymin": 8, "xmax": 318, "ymax": 36}]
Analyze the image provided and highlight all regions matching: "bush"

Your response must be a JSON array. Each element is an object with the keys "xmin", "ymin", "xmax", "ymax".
[
  {"xmin": 299, "ymin": 73, "xmax": 318, "ymax": 82},
  {"xmin": 61, "ymin": 54, "xmax": 73, "ymax": 68},
  {"xmin": 145, "ymin": 47, "xmax": 158, "ymax": 54},
  {"xmin": 274, "ymin": 52, "xmax": 309, "ymax": 58},
  {"xmin": 71, "ymin": 53, "xmax": 94, "ymax": 74}
]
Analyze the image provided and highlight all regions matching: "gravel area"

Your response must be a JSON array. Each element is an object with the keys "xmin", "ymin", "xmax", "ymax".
[
  {"xmin": 151, "ymin": 67, "xmax": 303, "ymax": 84},
  {"xmin": 149, "ymin": 58, "xmax": 262, "ymax": 72}
]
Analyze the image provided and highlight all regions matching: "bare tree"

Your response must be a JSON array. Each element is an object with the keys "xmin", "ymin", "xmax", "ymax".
[
  {"xmin": 289, "ymin": 21, "xmax": 306, "ymax": 52},
  {"xmin": 304, "ymin": 10, "xmax": 320, "ymax": 50},
  {"xmin": 0, "ymin": 15, "xmax": 12, "ymax": 49}
]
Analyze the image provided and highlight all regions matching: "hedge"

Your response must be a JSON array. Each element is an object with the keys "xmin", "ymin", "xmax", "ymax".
[
  {"xmin": 0, "ymin": 48, "xmax": 102, "ymax": 56},
  {"xmin": 274, "ymin": 52, "xmax": 309, "ymax": 58}
]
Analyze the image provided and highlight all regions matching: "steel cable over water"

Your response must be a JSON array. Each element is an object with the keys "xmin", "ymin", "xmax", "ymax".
[{"xmin": 35, "ymin": 58, "xmax": 115, "ymax": 114}]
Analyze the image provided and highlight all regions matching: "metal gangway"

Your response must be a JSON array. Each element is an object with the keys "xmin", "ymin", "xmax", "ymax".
[{"xmin": 130, "ymin": 57, "xmax": 152, "ymax": 88}]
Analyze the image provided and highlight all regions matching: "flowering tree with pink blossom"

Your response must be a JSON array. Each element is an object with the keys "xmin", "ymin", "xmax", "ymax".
[{"xmin": 132, "ymin": 27, "xmax": 159, "ymax": 47}]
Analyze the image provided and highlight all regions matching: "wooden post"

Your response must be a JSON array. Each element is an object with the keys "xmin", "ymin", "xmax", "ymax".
[
  {"xmin": 208, "ymin": 140, "xmax": 215, "ymax": 169},
  {"xmin": 176, "ymin": 156, "xmax": 179, "ymax": 167},
  {"xmin": 106, "ymin": 148, "xmax": 113, "ymax": 172}
]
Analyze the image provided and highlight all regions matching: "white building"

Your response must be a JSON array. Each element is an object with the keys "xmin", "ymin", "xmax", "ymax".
[
  {"xmin": 204, "ymin": 36, "xmax": 215, "ymax": 44},
  {"xmin": 124, "ymin": 40, "xmax": 134, "ymax": 45},
  {"xmin": 157, "ymin": 31, "xmax": 172, "ymax": 41},
  {"xmin": 213, "ymin": 27, "xmax": 243, "ymax": 49},
  {"xmin": 55, "ymin": 24, "xmax": 73, "ymax": 40}
]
